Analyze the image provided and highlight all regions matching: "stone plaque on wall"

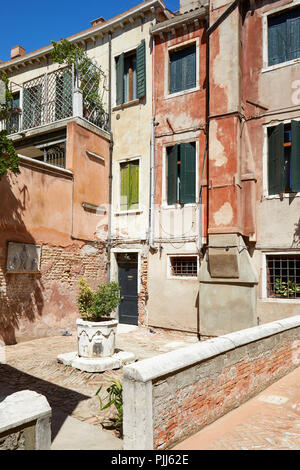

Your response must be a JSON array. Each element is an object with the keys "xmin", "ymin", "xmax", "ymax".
[{"xmin": 6, "ymin": 242, "xmax": 41, "ymax": 273}]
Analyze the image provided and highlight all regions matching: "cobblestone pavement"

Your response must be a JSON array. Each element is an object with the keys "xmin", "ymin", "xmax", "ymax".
[
  {"xmin": 0, "ymin": 325, "xmax": 199, "ymax": 441},
  {"xmin": 174, "ymin": 366, "xmax": 300, "ymax": 450}
]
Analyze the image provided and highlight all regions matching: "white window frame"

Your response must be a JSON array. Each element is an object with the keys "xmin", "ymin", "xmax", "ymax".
[
  {"xmin": 167, "ymin": 253, "xmax": 200, "ymax": 280},
  {"xmin": 162, "ymin": 138, "xmax": 199, "ymax": 208},
  {"xmin": 165, "ymin": 37, "xmax": 200, "ymax": 99},
  {"xmin": 261, "ymin": 251, "xmax": 300, "ymax": 302},
  {"xmin": 262, "ymin": 0, "xmax": 300, "ymax": 73},
  {"xmin": 262, "ymin": 119, "xmax": 300, "ymax": 199}
]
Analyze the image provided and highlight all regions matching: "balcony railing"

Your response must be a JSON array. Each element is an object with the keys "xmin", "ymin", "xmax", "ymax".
[{"xmin": 2, "ymin": 63, "xmax": 109, "ymax": 134}]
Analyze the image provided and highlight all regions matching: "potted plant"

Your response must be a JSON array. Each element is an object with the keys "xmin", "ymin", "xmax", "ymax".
[{"xmin": 76, "ymin": 278, "xmax": 121, "ymax": 359}]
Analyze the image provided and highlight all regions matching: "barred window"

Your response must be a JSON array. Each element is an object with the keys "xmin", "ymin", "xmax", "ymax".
[
  {"xmin": 266, "ymin": 255, "xmax": 300, "ymax": 299},
  {"xmin": 170, "ymin": 256, "xmax": 198, "ymax": 277}
]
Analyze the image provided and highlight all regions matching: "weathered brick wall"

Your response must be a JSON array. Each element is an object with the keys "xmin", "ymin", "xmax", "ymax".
[
  {"xmin": 0, "ymin": 241, "xmax": 107, "ymax": 343},
  {"xmin": 153, "ymin": 327, "xmax": 299, "ymax": 449},
  {"xmin": 123, "ymin": 317, "xmax": 300, "ymax": 450}
]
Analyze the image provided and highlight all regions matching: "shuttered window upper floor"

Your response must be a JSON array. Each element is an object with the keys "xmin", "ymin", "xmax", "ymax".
[
  {"xmin": 268, "ymin": 6, "xmax": 300, "ymax": 66},
  {"xmin": 115, "ymin": 40, "xmax": 146, "ymax": 106}
]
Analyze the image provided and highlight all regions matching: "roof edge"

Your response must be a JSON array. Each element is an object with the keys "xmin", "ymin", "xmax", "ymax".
[
  {"xmin": 0, "ymin": 0, "xmax": 166, "ymax": 71},
  {"xmin": 151, "ymin": 6, "xmax": 207, "ymax": 34}
]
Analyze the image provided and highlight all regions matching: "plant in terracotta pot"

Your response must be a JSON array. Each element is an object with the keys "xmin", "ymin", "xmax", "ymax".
[{"xmin": 76, "ymin": 279, "xmax": 121, "ymax": 359}]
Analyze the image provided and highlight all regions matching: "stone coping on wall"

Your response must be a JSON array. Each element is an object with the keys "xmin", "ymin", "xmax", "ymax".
[
  {"xmin": 0, "ymin": 390, "xmax": 51, "ymax": 435},
  {"xmin": 123, "ymin": 315, "xmax": 300, "ymax": 383}
]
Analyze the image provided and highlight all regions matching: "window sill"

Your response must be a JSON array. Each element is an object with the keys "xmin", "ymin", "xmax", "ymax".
[
  {"xmin": 263, "ymin": 192, "xmax": 300, "ymax": 200},
  {"xmin": 164, "ymin": 86, "xmax": 200, "ymax": 100},
  {"xmin": 114, "ymin": 209, "xmax": 143, "ymax": 216},
  {"xmin": 161, "ymin": 203, "xmax": 197, "ymax": 210},
  {"xmin": 112, "ymin": 99, "xmax": 140, "ymax": 111},
  {"xmin": 167, "ymin": 276, "xmax": 198, "ymax": 281},
  {"xmin": 6, "ymin": 270, "xmax": 41, "ymax": 275},
  {"xmin": 261, "ymin": 58, "xmax": 300, "ymax": 73},
  {"xmin": 261, "ymin": 298, "xmax": 300, "ymax": 303}
]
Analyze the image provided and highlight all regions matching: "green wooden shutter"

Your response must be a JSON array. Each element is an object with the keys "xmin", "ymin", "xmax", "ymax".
[
  {"xmin": 120, "ymin": 161, "xmax": 139, "ymax": 210},
  {"xmin": 120, "ymin": 162, "xmax": 129, "ymax": 210},
  {"xmin": 116, "ymin": 53, "xmax": 124, "ymax": 106},
  {"xmin": 287, "ymin": 9, "xmax": 300, "ymax": 61},
  {"xmin": 180, "ymin": 142, "xmax": 196, "ymax": 204},
  {"xmin": 268, "ymin": 16, "xmax": 287, "ymax": 66},
  {"xmin": 268, "ymin": 123, "xmax": 284, "ymax": 195},
  {"xmin": 136, "ymin": 40, "xmax": 146, "ymax": 99},
  {"xmin": 182, "ymin": 45, "xmax": 196, "ymax": 91},
  {"xmin": 291, "ymin": 120, "xmax": 300, "ymax": 192},
  {"xmin": 169, "ymin": 45, "xmax": 196, "ymax": 94},
  {"xmin": 129, "ymin": 160, "xmax": 139, "ymax": 209},
  {"xmin": 167, "ymin": 145, "xmax": 178, "ymax": 205}
]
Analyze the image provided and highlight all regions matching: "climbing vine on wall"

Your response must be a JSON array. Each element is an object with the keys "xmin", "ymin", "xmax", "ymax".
[{"xmin": 0, "ymin": 73, "xmax": 20, "ymax": 179}]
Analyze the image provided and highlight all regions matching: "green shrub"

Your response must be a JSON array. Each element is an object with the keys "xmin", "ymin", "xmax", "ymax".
[
  {"xmin": 96, "ymin": 379, "xmax": 123, "ymax": 435},
  {"xmin": 77, "ymin": 278, "xmax": 121, "ymax": 322}
]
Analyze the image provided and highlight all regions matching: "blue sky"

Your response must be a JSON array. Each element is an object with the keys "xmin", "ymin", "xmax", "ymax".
[{"xmin": 0, "ymin": 1, "xmax": 179, "ymax": 62}]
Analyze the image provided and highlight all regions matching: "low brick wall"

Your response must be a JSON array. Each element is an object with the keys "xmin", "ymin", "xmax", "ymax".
[
  {"xmin": 123, "ymin": 316, "xmax": 300, "ymax": 450},
  {"xmin": 0, "ymin": 390, "xmax": 51, "ymax": 450}
]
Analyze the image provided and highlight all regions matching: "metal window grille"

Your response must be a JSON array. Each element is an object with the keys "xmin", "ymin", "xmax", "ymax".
[
  {"xmin": 77, "ymin": 59, "xmax": 109, "ymax": 131},
  {"xmin": 170, "ymin": 256, "xmax": 198, "ymax": 277},
  {"xmin": 22, "ymin": 67, "xmax": 73, "ymax": 131},
  {"xmin": 266, "ymin": 255, "xmax": 300, "ymax": 299},
  {"xmin": 40, "ymin": 142, "xmax": 66, "ymax": 169}
]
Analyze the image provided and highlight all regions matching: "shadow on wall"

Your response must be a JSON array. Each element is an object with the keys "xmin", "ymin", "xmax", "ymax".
[{"xmin": 0, "ymin": 174, "xmax": 44, "ymax": 345}]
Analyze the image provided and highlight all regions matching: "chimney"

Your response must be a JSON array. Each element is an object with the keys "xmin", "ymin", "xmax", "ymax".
[
  {"xmin": 179, "ymin": 0, "xmax": 202, "ymax": 13},
  {"xmin": 90, "ymin": 17, "xmax": 105, "ymax": 28},
  {"xmin": 11, "ymin": 45, "xmax": 25, "ymax": 60}
]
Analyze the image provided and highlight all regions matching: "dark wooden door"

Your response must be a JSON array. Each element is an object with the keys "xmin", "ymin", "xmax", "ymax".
[{"xmin": 118, "ymin": 262, "xmax": 138, "ymax": 325}]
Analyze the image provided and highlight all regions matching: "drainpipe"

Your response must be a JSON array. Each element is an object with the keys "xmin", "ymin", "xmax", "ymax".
[
  {"xmin": 199, "ymin": 17, "xmax": 210, "ymax": 255},
  {"xmin": 107, "ymin": 31, "xmax": 114, "ymax": 282},
  {"xmin": 149, "ymin": 24, "xmax": 158, "ymax": 252}
]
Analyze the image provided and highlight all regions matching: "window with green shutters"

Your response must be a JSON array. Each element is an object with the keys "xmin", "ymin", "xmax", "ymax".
[
  {"xmin": 120, "ymin": 160, "xmax": 139, "ymax": 211},
  {"xmin": 116, "ymin": 40, "xmax": 146, "ymax": 106},
  {"xmin": 169, "ymin": 43, "xmax": 196, "ymax": 94},
  {"xmin": 268, "ymin": 121, "xmax": 300, "ymax": 194},
  {"xmin": 268, "ymin": 7, "xmax": 300, "ymax": 66},
  {"xmin": 167, "ymin": 142, "xmax": 196, "ymax": 205}
]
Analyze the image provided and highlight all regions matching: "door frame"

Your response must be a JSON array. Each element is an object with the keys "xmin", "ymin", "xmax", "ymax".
[{"xmin": 110, "ymin": 247, "xmax": 143, "ymax": 321}]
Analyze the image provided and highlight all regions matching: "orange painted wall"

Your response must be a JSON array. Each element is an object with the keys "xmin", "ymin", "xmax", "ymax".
[{"xmin": 0, "ymin": 120, "xmax": 110, "ymax": 343}]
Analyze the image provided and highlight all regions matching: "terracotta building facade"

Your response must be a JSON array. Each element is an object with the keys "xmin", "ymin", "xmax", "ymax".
[{"xmin": 0, "ymin": 0, "xmax": 299, "ymax": 343}]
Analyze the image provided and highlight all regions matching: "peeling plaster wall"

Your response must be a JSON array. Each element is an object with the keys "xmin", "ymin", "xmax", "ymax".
[
  {"xmin": 240, "ymin": 0, "xmax": 300, "ymax": 322},
  {"xmin": 146, "ymin": 21, "xmax": 207, "ymax": 332}
]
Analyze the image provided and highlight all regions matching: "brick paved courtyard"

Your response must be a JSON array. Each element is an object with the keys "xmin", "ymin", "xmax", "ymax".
[
  {"xmin": 0, "ymin": 325, "xmax": 199, "ymax": 442},
  {"xmin": 1, "ymin": 326, "xmax": 299, "ymax": 450}
]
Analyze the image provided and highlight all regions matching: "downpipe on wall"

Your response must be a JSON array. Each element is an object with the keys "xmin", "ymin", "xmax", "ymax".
[{"xmin": 149, "ymin": 26, "xmax": 158, "ymax": 252}]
